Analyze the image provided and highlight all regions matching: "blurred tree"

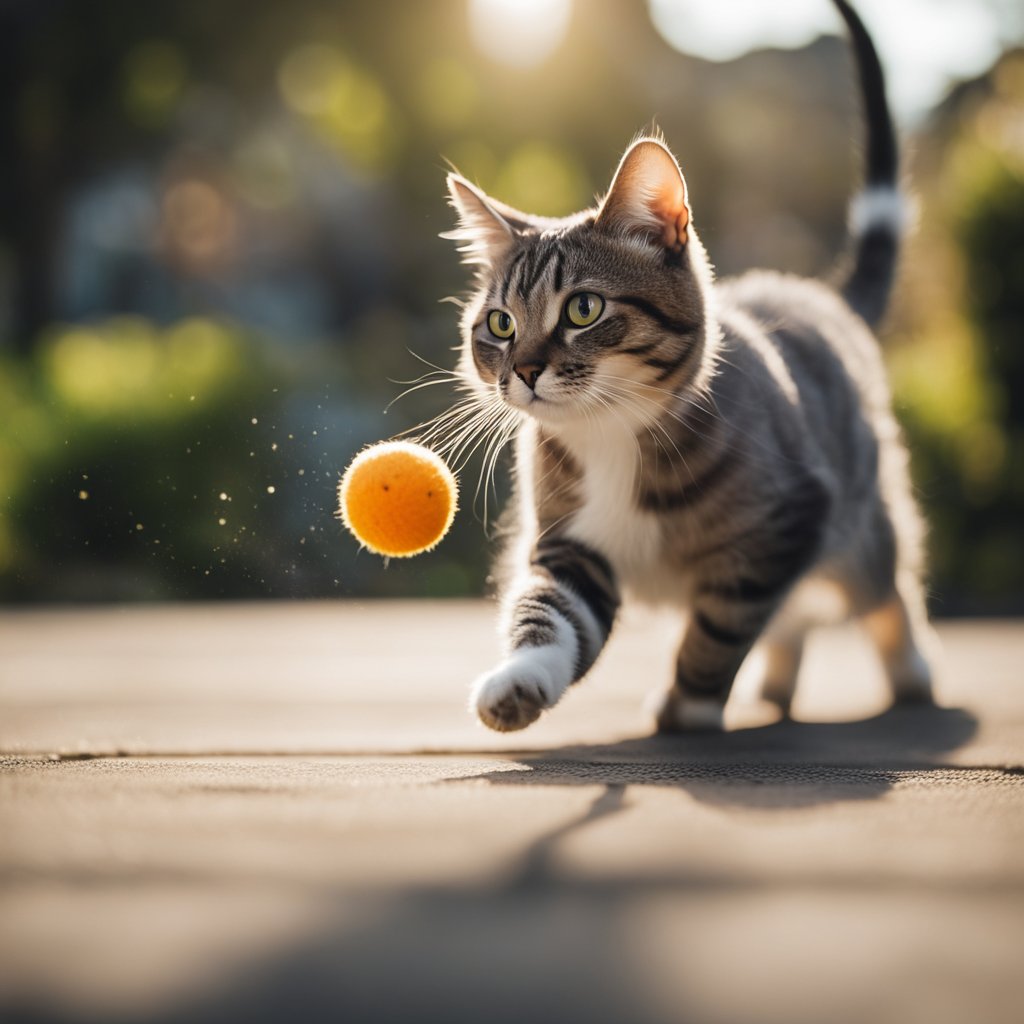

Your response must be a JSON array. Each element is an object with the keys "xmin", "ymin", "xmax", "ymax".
[
  {"xmin": 890, "ymin": 49, "xmax": 1024, "ymax": 612},
  {"xmin": 0, "ymin": 0, "xmax": 391, "ymax": 349}
]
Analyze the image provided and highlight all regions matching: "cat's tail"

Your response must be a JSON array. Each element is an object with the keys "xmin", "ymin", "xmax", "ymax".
[{"xmin": 833, "ymin": 0, "xmax": 908, "ymax": 329}]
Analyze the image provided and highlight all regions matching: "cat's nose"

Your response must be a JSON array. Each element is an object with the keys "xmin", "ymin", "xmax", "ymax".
[{"xmin": 514, "ymin": 362, "xmax": 545, "ymax": 390}]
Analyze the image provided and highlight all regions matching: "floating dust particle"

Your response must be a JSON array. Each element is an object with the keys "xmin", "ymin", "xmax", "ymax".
[
  {"xmin": 218, "ymin": 518, "xmax": 227, "ymax": 526},
  {"xmin": 190, "ymin": 395, "xmax": 196, "ymax": 401},
  {"xmin": 271, "ymin": 443, "xmax": 278, "ymax": 451},
  {"xmin": 135, "ymin": 523, "xmax": 144, "ymax": 531},
  {"xmin": 266, "ymin": 486, "xmax": 276, "ymax": 494},
  {"xmin": 78, "ymin": 490, "xmax": 89, "ymax": 500},
  {"xmin": 219, "ymin": 492, "xmax": 228, "ymax": 501},
  {"xmin": 298, "ymin": 469, "xmax": 305, "ymax": 476},
  {"xmin": 251, "ymin": 417, "xmax": 258, "ymax": 425}
]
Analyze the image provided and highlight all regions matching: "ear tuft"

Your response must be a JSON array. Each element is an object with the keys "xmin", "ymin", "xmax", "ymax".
[
  {"xmin": 441, "ymin": 174, "xmax": 516, "ymax": 266},
  {"xmin": 596, "ymin": 139, "xmax": 691, "ymax": 250}
]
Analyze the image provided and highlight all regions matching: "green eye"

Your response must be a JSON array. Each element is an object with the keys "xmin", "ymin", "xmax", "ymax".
[
  {"xmin": 565, "ymin": 292, "xmax": 604, "ymax": 328},
  {"xmin": 487, "ymin": 309, "xmax": 516, "ymax": 340}
]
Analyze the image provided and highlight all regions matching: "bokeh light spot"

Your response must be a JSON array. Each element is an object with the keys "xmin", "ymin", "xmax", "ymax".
[
  {"xmin": 469, "ymin": 0, "xmax": 573, "ymax": 69},
  {"xmin": 161, "ymin": 180, "xmax": 236, "ymax": 271},
  {"xmin": 494, "ymin": 142, "xmax": 590, "ymax": 216},
  {"xmin": 278, "ymin": 44, "xmax": 398, "ymax": 170},
  {"xmin": 122, "ymin": 40, "xmax": 187, "ymax": 127}
]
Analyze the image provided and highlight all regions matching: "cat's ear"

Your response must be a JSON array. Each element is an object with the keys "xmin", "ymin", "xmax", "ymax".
[
  {"xmin": 595, "ymin": 138, "xmax": 691, "ymax": 250},
  {"xmin": 443, "ymin": 173, "xmax": 521, "ymax": 266}
]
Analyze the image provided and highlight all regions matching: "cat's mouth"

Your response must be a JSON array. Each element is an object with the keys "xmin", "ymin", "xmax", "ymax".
[
  {"xmin": 518, "ymin": 392, "xmax": 545, "ymax": 406},
  {"xmin": 502, "ymin": 386, "xmax": 546, "ymax": 411},
  {"xmin": 501, "ymin": 377, "xmax": 598, "ymax": 424},
  {"xmin": 505, "ymin": 390, "xmax": 586, "ymax": 427}
]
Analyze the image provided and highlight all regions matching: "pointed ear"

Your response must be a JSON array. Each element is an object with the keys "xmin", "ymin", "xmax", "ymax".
[
  {"xmin": 442, "ymin": 173, "xmax": 521, "ymax": 266},
  {"xmin": 595, "ymin": 139, "xmax": 691, "ymax": 250}
]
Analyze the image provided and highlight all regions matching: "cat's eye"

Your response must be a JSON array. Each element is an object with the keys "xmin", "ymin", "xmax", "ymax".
[
  {"xmin": 564, "ymin": 292, "xmax": 605, "ymax": 328},
  {"xmin": 487, "ymin": 309, "xmax": 516, "ymax": 340}
]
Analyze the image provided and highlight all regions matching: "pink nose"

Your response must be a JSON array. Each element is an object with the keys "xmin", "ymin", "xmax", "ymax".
[{"xmin": 514, "ymin": 363, "xmax": 545, "ymax": 390}]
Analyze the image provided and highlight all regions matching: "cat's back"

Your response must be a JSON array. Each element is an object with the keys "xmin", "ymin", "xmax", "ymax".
[
  {"xmin": 712, "ymin": 269, "xmax": 896, "ymax": 508},
  {"xmin": 715, "ymin": 269, "xmax": 891, "ymax": 412}
]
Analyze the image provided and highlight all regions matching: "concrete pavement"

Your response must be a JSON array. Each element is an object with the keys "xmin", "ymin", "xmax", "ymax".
[{"xmin": 1, "ymin": 601, "xmax": 1022, "ymax": 1023}]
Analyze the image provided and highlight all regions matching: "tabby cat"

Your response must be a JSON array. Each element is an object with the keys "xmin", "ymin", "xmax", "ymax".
[{"xmin": 442, "ymin": 0, "xmax": 935, "ymax": 733}]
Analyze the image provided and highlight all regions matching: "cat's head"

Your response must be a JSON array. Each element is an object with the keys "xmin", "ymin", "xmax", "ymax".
[{"xmin": 444, "ymin": 137, "xmax": 716, "ymax": 430}]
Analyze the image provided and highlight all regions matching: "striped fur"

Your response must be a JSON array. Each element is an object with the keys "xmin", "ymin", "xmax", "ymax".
[{"xmin": 450, "ymin": 0, "xmax": 935, "ymax": 733}]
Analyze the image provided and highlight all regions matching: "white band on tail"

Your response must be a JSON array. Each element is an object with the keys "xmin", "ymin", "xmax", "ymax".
[{"xmin": 848, "ymin": 186, "xmax": 913, "ymax": 237}]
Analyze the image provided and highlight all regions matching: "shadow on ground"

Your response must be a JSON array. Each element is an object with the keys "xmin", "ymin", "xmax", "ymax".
[
  {"xmin": 3, "ymin": 705, "xmax": 988, "ymax": 1024},
  {"xmin": 455, "ymin": 703, "xmax": 980, "ymax": 809}
]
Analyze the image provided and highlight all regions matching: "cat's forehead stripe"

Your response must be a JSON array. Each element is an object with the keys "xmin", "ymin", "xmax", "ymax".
[
  {"xmin": 552, "ymin": 250, "xmax": 564, "ymax": 294},
  {"xmin": 500, "ymin": 250, "xmax": 528, "ymax": 306},
  {"xmin": 515, "ymin": 238, "xmax": 562, "ymax": 301}
]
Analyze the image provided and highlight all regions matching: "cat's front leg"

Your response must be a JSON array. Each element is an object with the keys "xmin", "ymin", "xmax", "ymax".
[{"xmin": 472, "ymin": 537, "xmax": 619, "ymax": 732}]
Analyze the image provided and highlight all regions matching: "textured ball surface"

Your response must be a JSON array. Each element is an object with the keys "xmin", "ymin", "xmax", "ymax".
[{"xmin": 338, "ymin": 441, "xmax": 458, "ymax": 558}]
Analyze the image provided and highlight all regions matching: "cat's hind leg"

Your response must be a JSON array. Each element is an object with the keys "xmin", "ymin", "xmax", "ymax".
[
  {"xmin": 846, "ymin": 493, "xmax": 936, "ymax": 705},
  {"xmin": 749, "ymin": 578, "xmax": 851, "ymax": 715},
  {"xmin": 472, "ymin": 537, "xmax": 619, "ymax": 732},
  {"xmin": 860, "ymin": 575, "xmax": 936, "ymax": 705},
  {"xmin": 753, "ymin": 619, "xmax": 808, "ymax": 717}
]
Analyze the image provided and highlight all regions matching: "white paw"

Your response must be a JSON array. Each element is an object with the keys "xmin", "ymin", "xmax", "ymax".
[
  {"xmin": 471, "ymin": 656, "xmax": 561, "ymax": 733},
  {"xmin": 651, "ymin": 689, "xmax": 725, "ymax": 734},
  {"xmin": 889, "ymin": 647, "xmax": 935, "ymax": 705}
]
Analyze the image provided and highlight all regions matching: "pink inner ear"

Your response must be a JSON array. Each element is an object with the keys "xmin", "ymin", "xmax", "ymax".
[
  {"xmin": 599, "ymin": 139, "xmax": 691, "ymax": 250},
  {"xmin": 652, "ymin": 184, "xmax": 689, "ymax": 250}
]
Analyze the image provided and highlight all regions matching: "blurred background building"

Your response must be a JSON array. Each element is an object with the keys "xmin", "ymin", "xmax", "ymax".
[{"xmin": 0, "ymin": 0, "xmax": 1022, "ymax": 611}]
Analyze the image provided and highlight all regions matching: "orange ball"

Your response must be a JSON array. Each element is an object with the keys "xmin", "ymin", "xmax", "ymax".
[{"xmin": 338, "ymin": 441, "xmax": 458, "ymax": 558}]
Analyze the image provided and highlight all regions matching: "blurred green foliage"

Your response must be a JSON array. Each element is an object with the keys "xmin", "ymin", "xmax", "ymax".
[
  {"xmin": 0, "ymin": 314, "xmax": 497, "ymax": 601},
  {"xmin": 889, "ymin": 52, "xmax": 1024, "ymax": 613},
  {"xmin": 1, "ymin": 318, "xmax": 286, "ymax": 598}
]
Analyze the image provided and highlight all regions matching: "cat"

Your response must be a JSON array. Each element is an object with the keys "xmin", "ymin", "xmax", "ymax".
[{"xmin": 441, "ymin": 0, "xmax": 935, "ymax": 733}]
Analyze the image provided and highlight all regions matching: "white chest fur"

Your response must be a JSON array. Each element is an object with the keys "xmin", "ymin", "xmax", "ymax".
[{"xmin": 555, "ymin": 421, "xmax": 663, "ymax": 585}]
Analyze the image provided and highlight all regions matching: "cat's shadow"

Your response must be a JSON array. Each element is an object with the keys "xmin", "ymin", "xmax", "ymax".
[{"xmin": 455, "ymin": 703, "xmax": 980, "ymax": 813}]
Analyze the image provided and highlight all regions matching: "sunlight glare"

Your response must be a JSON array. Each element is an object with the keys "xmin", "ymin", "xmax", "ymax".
[
  {"xmin": 647, "ymin": 0, "xmax": 1016, "ymax": 120},
  {"xmin": 469, "ymin": 0, "xmax": 573, "ymax": 69}
]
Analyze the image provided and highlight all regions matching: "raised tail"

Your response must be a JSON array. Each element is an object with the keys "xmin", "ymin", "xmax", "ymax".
[{"xmin": 832, "ymin": 0, "xmax": 907, "ymax": 328}]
